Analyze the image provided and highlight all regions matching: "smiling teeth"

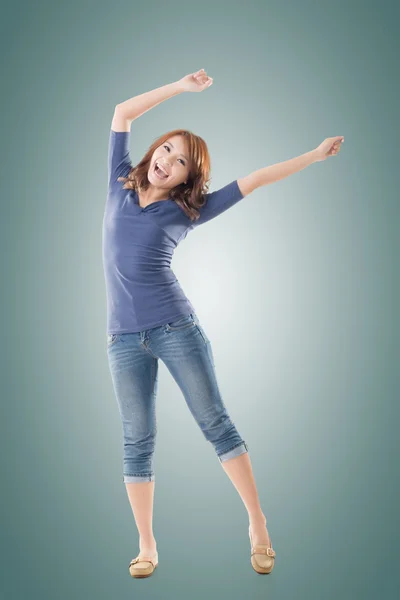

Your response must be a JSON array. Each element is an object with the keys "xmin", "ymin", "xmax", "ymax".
[{"xmin": 156, "ymin": 162, "xmax": 168, "ymax": 176}]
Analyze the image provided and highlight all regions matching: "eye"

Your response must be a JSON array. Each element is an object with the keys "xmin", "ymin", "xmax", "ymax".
[{"xmin": 163, "ymin": 144, "xmax": 186, "ymax": 166}]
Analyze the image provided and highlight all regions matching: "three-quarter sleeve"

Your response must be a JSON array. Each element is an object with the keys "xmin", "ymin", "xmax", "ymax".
[
  {"xmin": 108, "ymin": 129, "xmax": 133, "ymax": 191},
  {"xmin": 192, "ymin": 180, "xmax": 245, "ymax": 228}
]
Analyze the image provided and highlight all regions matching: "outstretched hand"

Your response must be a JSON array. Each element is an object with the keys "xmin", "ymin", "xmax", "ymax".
[
  {"xmin": 177, "ymin": 68, "xmax": 213, "ymax": 93},
  {"xmin": 314, "ymin": 136, "xmax": 345, "ymax": 162}
]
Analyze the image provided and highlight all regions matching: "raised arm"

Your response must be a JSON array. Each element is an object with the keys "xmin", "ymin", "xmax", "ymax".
[
  {"xmin": 109, "ymin": 70, "xmax": 213, "ymax": 189},
  {"xmin": 112, "ymin": 68, "xmax": 213, "ymax": 128},
  {"xmin": 108, "ymin": 81, "xmax": 187, "ymax": 188},
  {"xmin": 192, "ymin": 180, "xmax": 245, "ymax": 228},
  {"xmin": 113, "ymin": 81, "xmax": 184, "ymax": 128},
  {"xmin": 237, "ymin": 136, "xmax": 344, "ymax": 196}
]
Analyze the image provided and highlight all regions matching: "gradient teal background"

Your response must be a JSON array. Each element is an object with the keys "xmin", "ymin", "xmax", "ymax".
[{"xmin": 1, "ymin": 0, "xmax": 398, "ymax": 598}]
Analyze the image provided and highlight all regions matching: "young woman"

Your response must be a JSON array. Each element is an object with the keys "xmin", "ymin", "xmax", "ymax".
[{"xmin": 103, "ymin": 68, "xmax": 344, "ymax": 578}]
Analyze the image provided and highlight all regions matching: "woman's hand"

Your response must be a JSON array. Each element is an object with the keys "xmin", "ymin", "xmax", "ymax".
[
  {"xmin": 177, "ymin": 68, "xmax": 213, "ymax": 93},
  {"xmin": 314, "ymin": 136, "xmax": 345, "ymax": 162}
]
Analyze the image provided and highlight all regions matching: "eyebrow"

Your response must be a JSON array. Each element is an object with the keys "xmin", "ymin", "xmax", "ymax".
[{"xmin": 166, "ymin": 141, "xmax": 189, "ymax": 163}]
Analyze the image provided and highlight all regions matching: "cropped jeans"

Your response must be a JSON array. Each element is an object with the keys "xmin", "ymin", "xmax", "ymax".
[{"xmin": 106, "ymin": 312, "xmax": 248, "ymax": 483}]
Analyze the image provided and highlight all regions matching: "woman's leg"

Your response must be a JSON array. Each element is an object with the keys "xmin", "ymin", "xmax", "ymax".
[
  {"xmin": 107, "ymin": 332, "xmax": 159, "ymax": 556},
  {"xmin": 152, "ymin": 313, "xmax": 272, "ymax": 547},
  {"xmin": 220, "ymin": 453, "xmax": 271, "ymax": 547},
  {"xmin": 125, "ymin": 481, "xmax": 157, "ymax": 555}
]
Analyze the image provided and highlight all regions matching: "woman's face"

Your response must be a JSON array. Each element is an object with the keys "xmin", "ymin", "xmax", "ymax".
[{"xmin": 148, "ymin": 135, "xmax": 191, "ymax": 190}]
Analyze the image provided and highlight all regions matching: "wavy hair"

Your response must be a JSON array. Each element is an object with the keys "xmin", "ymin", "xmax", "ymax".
[{"xmin": 117, "ymin": 129, "xmax": 211, "ymax": 222}]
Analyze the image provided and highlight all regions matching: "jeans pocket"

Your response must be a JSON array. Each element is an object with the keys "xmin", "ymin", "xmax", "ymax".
[
  {"xmin": 107, "ymin": 333, "xmax": 120, "ymax": 348},
  {"xmin": 165, "ymin": 313, "xmax": 196, "ymax": 331},
  {"xmin": 194, "ymin": 322, "xmax": 209, "ymax": 345}
]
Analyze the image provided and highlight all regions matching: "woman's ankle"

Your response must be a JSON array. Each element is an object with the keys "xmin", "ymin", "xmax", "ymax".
[
  {"xmin": 249, "ymin": 512, "xmax": 266, "ymax": 526},
  {"xmin": 139, "ymin": 537, "xmax": 157, "ymax": 552}
]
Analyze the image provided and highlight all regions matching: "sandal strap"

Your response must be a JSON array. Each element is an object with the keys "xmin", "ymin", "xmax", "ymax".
[
  {"xmin": 129, "ymin": 556, "xmax": 157, "ymax": 567},
  {"xmin": 251, "ymin": 546, "xmax": 276, "ymax": 558}
]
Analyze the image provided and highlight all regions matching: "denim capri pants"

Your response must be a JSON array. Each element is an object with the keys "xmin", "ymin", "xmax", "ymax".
[{"xmin": 106, "ymin": 312, "xmax": 248, "ymax": 483}]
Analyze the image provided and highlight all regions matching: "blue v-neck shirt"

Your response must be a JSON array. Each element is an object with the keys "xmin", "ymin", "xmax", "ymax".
[{"xmin": 102, "ymin": 129, "xmax": 245, "ymax": 333}]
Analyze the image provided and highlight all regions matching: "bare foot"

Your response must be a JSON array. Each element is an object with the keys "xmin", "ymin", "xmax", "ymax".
[
  {"xmin": 249, "ymin": 517, "xmax": 272, "ymax": 548},
  {"xmin": 138, "ymin": 551, "xmax": 158, "ymax": 560}
]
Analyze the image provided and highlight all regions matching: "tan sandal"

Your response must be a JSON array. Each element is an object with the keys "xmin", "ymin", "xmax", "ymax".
[
  {"xmin": 249, "ymin": 524, "xmax": 276, "ymax": 574},
  {"xmin": 129, "ymin": 553, "xmax": 158, "ymax": 578}
]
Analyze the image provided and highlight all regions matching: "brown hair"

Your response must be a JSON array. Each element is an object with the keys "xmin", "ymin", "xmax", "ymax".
[{"xmin": 117, "ymin": 129, "xmax": 211, "ymax": 222}]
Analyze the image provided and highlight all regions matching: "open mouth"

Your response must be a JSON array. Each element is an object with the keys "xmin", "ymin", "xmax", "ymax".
[{"xmin": 153, "ymin": 162, "xmax": 169, "ymax": 180}]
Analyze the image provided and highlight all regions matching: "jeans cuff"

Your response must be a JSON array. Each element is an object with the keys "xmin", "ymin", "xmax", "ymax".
[
  {"xmin": 123, "ymin": 474, "xmax": 155, "ymax": 483},
  {"xmin": 217, "ymin": 441, "xmax": 248, "ymax": 463}
]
